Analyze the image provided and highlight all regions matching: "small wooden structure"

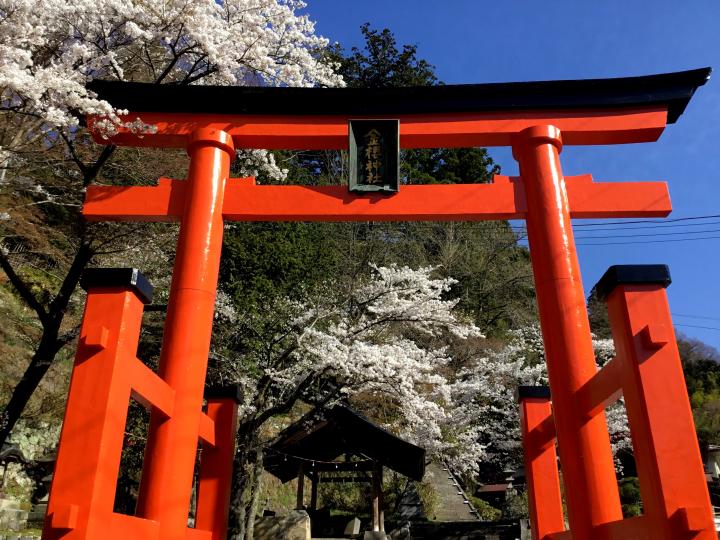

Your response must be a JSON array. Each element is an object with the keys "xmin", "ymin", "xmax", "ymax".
[{"xmin": 264, "ymin": 405, "xmax": 425, "ymax": 534}]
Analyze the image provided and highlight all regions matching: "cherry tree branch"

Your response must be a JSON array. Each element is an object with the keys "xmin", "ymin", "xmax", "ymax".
[{"xmin": 0, "ymin": 248, "xmax": 48, "ymax": 324}]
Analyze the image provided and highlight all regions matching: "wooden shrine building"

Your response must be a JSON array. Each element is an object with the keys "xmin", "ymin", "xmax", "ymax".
[{"xmin": 264, "ymin": 405, "xmax": 426, "ymax": 534}]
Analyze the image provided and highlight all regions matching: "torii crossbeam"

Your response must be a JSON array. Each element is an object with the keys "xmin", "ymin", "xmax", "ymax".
[
  {"xmin": 43, "ymin": 68, "xmax": 715, "ymax": 540},
  {"xmin": 83, "ymin": 173, "xmax": 671, "ymax": 222}
]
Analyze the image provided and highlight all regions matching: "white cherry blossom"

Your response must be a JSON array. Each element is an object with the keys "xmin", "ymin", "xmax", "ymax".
[{"xmin": 0, "ymin": 0, "xmax": 341, "ymax": 129}]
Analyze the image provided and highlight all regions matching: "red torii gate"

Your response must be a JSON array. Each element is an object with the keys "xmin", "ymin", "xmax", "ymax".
[{"xmin": 42, "ymin": 69, "xmax": 714, "ymax": 540}]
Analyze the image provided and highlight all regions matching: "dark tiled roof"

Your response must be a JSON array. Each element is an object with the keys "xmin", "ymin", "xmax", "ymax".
[{"xmin": 88, "ymin": 68, "xmax": 711, "ymax": 124}]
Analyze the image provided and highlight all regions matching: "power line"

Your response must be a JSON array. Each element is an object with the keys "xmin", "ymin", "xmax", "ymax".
[
  {"xmin": 342, "ymin": 218, "xmax": 720, "ymax": 245},
  {"xmin": 574, "ymin": 229, "xmax": 720, "ymax": 240},
  {"xmin": 512, "ymin": 220, "xmax": 720, "ymax": 233},
  {"xmin": 571, "ymin": 214, "xmax": 720, "ymax": 228},
  {"xmin": 509, "ymin": 218, "xmax": 720, "ymax": 233},
  {"xmin": 355, "ymin": 215, "xmax": 720, "ymax": 235},
  {"xmin": 673, "ymin": 313, "xmax": 720, "ymax": 323},
  {"xmin": 576, "ymin": 235, "xmax": 720, "ymax": 246},
  {"xmin": 675, "ymin": 323, "xmax": 720, "ymax": 333},
  {"xmin": 373, "ymin": 223, "xmax": 716, "ymax": 238},
  {"xmin": 455, "ymin": 229, "xmax": 720, "ymax": 245}
]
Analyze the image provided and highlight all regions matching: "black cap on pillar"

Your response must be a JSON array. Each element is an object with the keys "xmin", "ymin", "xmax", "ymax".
[
  {"xmin": 80, "ymin": 268, "xmax": 154, "ymax": 304},
  {"xmin": 594, "ymin": 265, "xmax": 671, "ymax": 302},
  {"xmin": 516, "ymin": 385, "xmax": 551, "ymax": 403},
  {"xmin": 205, "ymin": 385, "xmax": 243, "ymax": 404}
]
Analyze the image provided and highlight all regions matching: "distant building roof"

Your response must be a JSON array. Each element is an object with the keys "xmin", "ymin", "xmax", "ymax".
[
  {"xmin": 477, "ymin": 484, "xmax": 512, "ymax": 493},
  {"xmin": 264, "ymin": 405, "xmax": 426, "ymax": 482}
]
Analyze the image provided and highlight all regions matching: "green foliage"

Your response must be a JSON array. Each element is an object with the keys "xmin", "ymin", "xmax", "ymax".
[
  {"xmin": 407, "ymin": 222, "xmax": 536, "ymax": 332},
  {"xmin": 327, "ymin": 23, "xmax": 437, "ymax": 88},
  {"xmin": 221, "ymin": 222, "xmax": 342, "ymax": 306},
  {"xmin": 315, "ymin": 474, "xmax": 405, "ymax": 516},
  {"xmin": 414, "ymin": 480, "xmax": 438, "ymax": 520},
  {"xmin": 259, "ymin": 472, "xmax": 297, "ymax": 515},
  {"xmin": 679, "ymin": 338, "xmax": 720, "ymax": 447},
  {"xmin": 469, "ymin": 496, "xmax": 502, "ymax": 520},
  {"xmin": 501, "ymin": 491, "xmax": 529, "ymax": 519},
  {"xmin": 319, "ymin": 481, "xmax": 367, "ymax": 514},
  {"xmin": 618, "ymin": 477, "xmax": 642, "ymax": 518},
  {"xmin": 586, "ymin": 286, "xmax": 612, "ymax": 339},
  {"xmin": 401, "ymin": 147, "xmax": 500, "ymax": 186},
  {"xmin": 0, "ymin": 527, "xmax": 41, "ymax": 538},
  {"xmin": 0, "ymin": 285, "xmax": 39, "ymax": 393}
]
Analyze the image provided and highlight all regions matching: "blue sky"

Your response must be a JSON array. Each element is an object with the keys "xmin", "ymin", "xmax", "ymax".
[{"xmin": 304, "ymin": 0, "xmax": 720, "ymax": 350}]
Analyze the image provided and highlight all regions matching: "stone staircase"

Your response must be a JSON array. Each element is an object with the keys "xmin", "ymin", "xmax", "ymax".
[
  {"xmin": 415, "ymin": 464, "xmax": 528, "ymax": 539},
  {"xmin": 426, "ymin": 463, "xmax": 478, "ymax": 522}
]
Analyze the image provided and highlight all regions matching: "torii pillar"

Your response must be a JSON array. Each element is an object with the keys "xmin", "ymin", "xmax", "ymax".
[
  {"xmin": 133, "ymin": 129, "xmax": 234, "ymax": 536},
  {"xmin": 514, "ymin": 125, "xmax": 623, "ymax": 533}
]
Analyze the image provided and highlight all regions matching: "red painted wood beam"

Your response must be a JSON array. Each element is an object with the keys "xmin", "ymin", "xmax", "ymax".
[
  {"xmin": 545, "ymin": 516, "xmax": 653, "ymax": 540},
  {"xmin": 524, "ymin": 414, "xmax": 558, "ymax": 457},
  {"xmin": 196, "ymin": 396, "xmax": 239, "ymax": 540},
  {"xmin": 88, "ymin": 107, "xmax": 667, "ymax": 150},
  {"xmin": 519, "ymin": 390, "xmax": 565, "ymax": 540},
  {"xmin": 82, "ymin": 174, "xmax": 671, "ymax": 223},
  {"xmin": 606, "ymin": 280, "xmax": 716, "ymax": 539},
  {"xmin": 575, "ymin": 356, "xmax": 623, "ymax": 422}
]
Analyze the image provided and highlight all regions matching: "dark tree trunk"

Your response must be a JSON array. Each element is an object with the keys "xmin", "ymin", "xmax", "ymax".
[
  {"xmin": 0, "ymin": 240, "xmax": 93, "ymax": 447},
  {"xmin": 0, "ymin": 142, "xmax": 113, "ymax": 447},
  {"xmin": 245, "ymin": 447, "xmax": 264, "ymax": 540},
  {"xmin": 0, "ymin": 331, "xmax": 61, "ymax": 445},
  {"xmin": 229, "ymin": 428, "xmax": 254, "ymax": 540}
]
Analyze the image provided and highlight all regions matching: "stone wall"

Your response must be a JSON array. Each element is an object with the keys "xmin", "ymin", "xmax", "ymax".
[
  {"xmin": 254, "ymin": 510, "xmax": 311, "ymax": 540},
  {"xmin": 0, "ymin": 497, "xmax": 28, "ymax": 533}
]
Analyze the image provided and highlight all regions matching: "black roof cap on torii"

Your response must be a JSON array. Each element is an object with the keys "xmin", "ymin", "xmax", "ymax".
[
  {"xmin": 263, "ymin": 404, "xmax": 426, "ymax": 483},
  {"xmin": 88, "ymin": 67, "xmax": 711, "ymax": 124}
]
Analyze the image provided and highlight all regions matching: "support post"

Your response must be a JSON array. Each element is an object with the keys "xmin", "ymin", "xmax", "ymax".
[
  {"xmin": 599, "ymin": 265, "xmax": 716, "ymax": 539},
  {"xmin": 513, "ymin": 125, "xmax": 622, "ymax": 537},
  {"xmin": 371, "ymin": 462, "xmax": 384, "ymax": 533},
  {"xmin": 310, "ymin": 472, "xmax": 318, "ymax": 512},
  {"xmin": 43, "ymin": 269, "xmax": 152, "ymax": 539},
  {"xmin": 195, "ymin": 386, "xmax": 242, "ymax": 540},
  {"xmin": 136, "ymin": 128, "xmax": 234, "ymax": 539},
  {"xmin": 296, "ymin": 464, "xmax": 305, "ymax": 510},
  {"xmin": 518, "ymin": 386, "xmax": 565, "ymax": 540}
]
